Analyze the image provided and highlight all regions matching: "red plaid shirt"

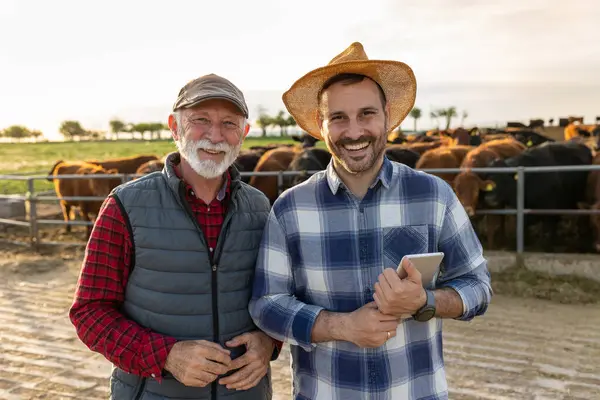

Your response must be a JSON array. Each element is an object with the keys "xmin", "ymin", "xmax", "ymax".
[{"xmin": 69, "ymin": 164, "xmax": 280, "ymax": 382}]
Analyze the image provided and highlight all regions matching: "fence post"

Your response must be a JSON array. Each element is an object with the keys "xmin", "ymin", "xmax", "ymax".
[
  {"xmin": 277, "ymin": 171, "xmax": 284, "ymax": 196},
  {"xmin": 515, "ymin": 167, "xmax": 525, "ymax": 268},
  {"xmin": 26, "ymin": 178, "xmax": 39, "ymax": 251}
]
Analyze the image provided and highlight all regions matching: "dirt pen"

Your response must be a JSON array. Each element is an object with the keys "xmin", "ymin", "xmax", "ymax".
[{"xmin": 1, "ymin": 168, "xmax": 600, "ymax": 399}]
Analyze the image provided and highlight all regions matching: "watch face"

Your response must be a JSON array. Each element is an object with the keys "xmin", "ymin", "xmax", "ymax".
[{"xmin": 415, "ymin": 307, "xmax": 435, "ymax": 322}]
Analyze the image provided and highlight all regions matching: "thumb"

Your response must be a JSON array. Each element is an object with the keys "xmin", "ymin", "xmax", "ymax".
[
  {"xmin": 403, "ymin": 260, "xmax": 421, "ymax": 283},
  {"xmin": 226, "ymin": 333, "xmax": 252, "ymax": 347}
]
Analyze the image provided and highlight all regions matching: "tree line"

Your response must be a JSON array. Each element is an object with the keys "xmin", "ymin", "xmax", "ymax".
[
  {"xmin": 0, "ymin": 105, "xmax": 468, "ymax": 142},
  {"xmin": 408, "ymin": 106, "xmax": 469, "ymax": 132},
  {"xmin": 0, "ymin": 120, "xmax": 169, "ymax": 142}
]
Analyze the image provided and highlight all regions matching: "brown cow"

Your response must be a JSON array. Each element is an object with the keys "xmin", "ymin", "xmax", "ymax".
[
  {"xmin": 452, "ymin": 139, "xmax": 527, "ymax": 249},
  {"xmin": 249, "ymin": 147, "xmax": 299, "ymax": 203},
  {"xmin": 454, "ymin": 138, "xmax": 527, "ymax": 216},
  {"xmin": 577, "ymin": 153, "xmax": 600, "ymax": 252},
  {"xmin": 85, "ymin": 154, "xmax": 160, "ymax": 175},
  {"xmin": 136, "ymin": 160, "xmax": 165, "ymax": 176},
  {"xmin": 400, "ymin": 141, "xmax": 442, "ymax": 155},
  {"xmin": 51, "ymin": 161, "xmax": 121, "ymax": 237},
  {"xmin": 415, "ymin": 146, "xmax": 471, "ymax": 186}
]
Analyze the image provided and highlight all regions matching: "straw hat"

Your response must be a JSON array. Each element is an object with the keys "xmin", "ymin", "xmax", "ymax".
[{"xmin": 282, "ymin": 42, "xmax": 417, "ymax": 140}]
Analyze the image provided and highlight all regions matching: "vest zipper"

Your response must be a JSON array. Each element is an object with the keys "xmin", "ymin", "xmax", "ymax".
[
  {"xmin": 132, "ymin": 378, "xmax": 146, "ymax": 400},
  {"xmin": 178, "ymin": 182, "xmax": 239, "ymax": 400}
]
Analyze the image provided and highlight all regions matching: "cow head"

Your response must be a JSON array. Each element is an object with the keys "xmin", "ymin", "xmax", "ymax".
[
  {"xmin": 86, "ymin": 168, "xmax": 121, "ymax": 196},
  {"xmin": 453, "ymin": 171, "xmax": 496, "ymax": 216},
  {"xmin": 578, "ymin": 201, "xmax": 600, "ymax": 252}
]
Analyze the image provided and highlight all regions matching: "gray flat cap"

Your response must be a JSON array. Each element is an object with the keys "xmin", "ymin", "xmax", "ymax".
[{"xmin": 172, "ymin": 73, "xmax": 249, "ymax": 118}]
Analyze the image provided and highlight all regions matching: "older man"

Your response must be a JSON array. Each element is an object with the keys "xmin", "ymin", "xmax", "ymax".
[
  {"xmin": 249, "ymin": 42, "xmax": 492, "ymax": 399},
  {"xmin": 70, "ymin": 74, "xmax": 278, "ymax": 399}
]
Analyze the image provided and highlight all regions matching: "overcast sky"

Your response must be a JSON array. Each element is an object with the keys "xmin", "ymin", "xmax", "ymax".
[{"xmin": 1, "ymin": 0, "xmax": 598, "ymax": 139}]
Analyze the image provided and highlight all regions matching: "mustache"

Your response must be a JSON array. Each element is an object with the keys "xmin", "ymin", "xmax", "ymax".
[
  {"xmin": 190, "ymin": 139, "xmax": 233, "ymax": 152},
  {"xmin": 335, "ymin": 135, "xmax": 375, "ymax": 147}
]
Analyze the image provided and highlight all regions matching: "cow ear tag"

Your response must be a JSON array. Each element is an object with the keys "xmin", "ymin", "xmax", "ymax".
[
  {"xmin": 514, "ymin": 173, "xmax": 518, "ymax": 180},
  {"xmin": 527, "ymin": 140, "xmax": 533, "ymax": 147},
  {"xmin": 485, "ymin": 183, "xmax": 494, "ymax": 191}
]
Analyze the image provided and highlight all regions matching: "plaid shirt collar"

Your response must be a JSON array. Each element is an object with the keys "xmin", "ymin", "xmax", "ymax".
[{"xmin": 325, "ymin": 155, "xmax": 394, "ymax": 195}]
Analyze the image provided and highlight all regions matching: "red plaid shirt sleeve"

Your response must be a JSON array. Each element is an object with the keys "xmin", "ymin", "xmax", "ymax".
[{"xmin": 69, "ymin": 196, "xmax": 177, "ymax": 381}]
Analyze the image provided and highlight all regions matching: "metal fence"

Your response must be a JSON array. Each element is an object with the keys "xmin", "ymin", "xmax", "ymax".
[{"xmin": 2, "ymin": 165, "xmax": 600, "ymax": 265}]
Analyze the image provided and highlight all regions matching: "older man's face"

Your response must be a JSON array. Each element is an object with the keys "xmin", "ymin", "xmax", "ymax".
[
  {"xmin": 172, "ymin": 99, "xmax": 246, "ymax": 179},
  {"xmin": 318, "ymin": 78, "xmax": 388, "ymax": 175}
]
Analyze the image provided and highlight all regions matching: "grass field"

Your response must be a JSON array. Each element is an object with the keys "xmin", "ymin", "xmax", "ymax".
[{"xmin": 0, "ymin": 137, "xmax": 303, "ymax": 194}]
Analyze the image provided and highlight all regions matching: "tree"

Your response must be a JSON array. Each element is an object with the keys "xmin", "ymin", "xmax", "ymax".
[
  {"xmin": 409, "ymin": 107, "xmax": 422, "ymax": 132},
  {"xmin": 2, "ymin": 125, "xmax": 31, "ymax": 141},
  {"xmin": 59, "ymin": 120, "xmax": 86, "ymax": 141},
  {"xmin": 30, "ymin": 129, "xmax": 43, "ymax": 141},
  {"xmin": 436, "ymin": 107, "xmax": 458, "ymax": 130},
  {"xmin": 460, "ymin": 110, "xmax": 468, "ymax": 126},
  {"xmin": 430, "ymin": 110, "xmax": 439, "ymax": 129},
  {"xmin": 273, "ymin": 110, "xmax": 290, "ymax": 136},
  {"xmin": 286, "ymin": 115, "xmax": 297, "ymax": 134},
  {"xmin": 109, "ymin": 119, "xmax": 126, "ymax": 140},
  {"xmin": 255, "ymin": 106, "xmax": 273, "ymax": 137}
]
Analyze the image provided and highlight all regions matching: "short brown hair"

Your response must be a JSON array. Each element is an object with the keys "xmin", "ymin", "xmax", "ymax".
[{"xmin": 317, "ymin": 73, "xmax": 387, "ymax": 109}]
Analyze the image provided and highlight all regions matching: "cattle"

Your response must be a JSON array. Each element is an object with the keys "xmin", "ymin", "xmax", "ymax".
[
  {"xmin": 291, "ymin": 133, "xmax": 319, "ymax": 148},
  {"xmin": 136, "ymin": 160, "xmax": 165, "ymax": 176},
  {"xmin": 285, "ymin": 148, "xmax": 332, "ymax": 188},
  {"xmin": 387, "ymin": 130, "xmax": 407, "ymax": 144},
  {"xmin": 452, "ymin": 139, "xmax": 527, "ymax": 249},
  {"xmin": 51, "ymin": 161, "xmax": 121, "ymax": 237},
  {"xmin": 564, "ymin": 123, "xmax": 598, "ymax": 141},
  {"xmin": 511, "ymin": 130, "xmax": 555, "ymax": 147},
  {"xmin": 249, "ymin": 143, "xmax": 294, "ymax": 155},
  {"xmin": 480, "ymin": 142, "xmax": 593, "ymax": 251},
  {"xmin": 452, "ymin": 127, "xmax": 482, "ymax": 146},
  {"xmin": 234, "ymin": 150, "xmax": 264, "ymax": 184},
  {"xmin": 577, "ymin": 153, "xmax": 600, "ymax": 252},
  {"xmin": 85, "ymin": 154, "xmax": 160, "ymax": 175},
  {"xmin": 385, "ymin": 146, "xmax": 420, "ymax": 168},
  {"xmin": 415, "ymin": 145, "xmax": 474, "ymax": 186},
  {"xmin": 249, "ymin": 147, "xmax": 299, "ymax": 203},
  {"xmin": 454, "ymin": 139, "xmax": 527, "ymax": 217},
  {"xmin": 400, "ymin": 141, "xmax": 442, "ymax": 155}
]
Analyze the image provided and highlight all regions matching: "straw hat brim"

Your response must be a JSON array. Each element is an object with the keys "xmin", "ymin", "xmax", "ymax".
[{"xmin": 282, "ymin": 60, "xmax": 417, "ymax": 140}]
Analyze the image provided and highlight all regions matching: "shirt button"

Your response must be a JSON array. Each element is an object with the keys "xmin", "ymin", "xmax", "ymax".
[
  {"xmin": 209, "ymin": 247, "xmax": 214, "ymax": 252},
  {"xmin": 151, "ymin": 373, "xmax": 156, "ymax": 378}
]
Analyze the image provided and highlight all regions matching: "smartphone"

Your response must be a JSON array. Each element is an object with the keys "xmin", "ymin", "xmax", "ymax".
[{"xmin": 397, "ymin": 252, "xmax": 444, "ymax": 287}]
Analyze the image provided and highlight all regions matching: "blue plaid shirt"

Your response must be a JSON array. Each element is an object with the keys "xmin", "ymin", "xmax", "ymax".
[{"xmin": 249, "ymin": 156, "xmax": 492, "ymax": 400}]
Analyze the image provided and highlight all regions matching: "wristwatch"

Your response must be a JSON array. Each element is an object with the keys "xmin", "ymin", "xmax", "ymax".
[{"xmin": 413, "ymin": 289, "xmax": 436, "ymax": 322}]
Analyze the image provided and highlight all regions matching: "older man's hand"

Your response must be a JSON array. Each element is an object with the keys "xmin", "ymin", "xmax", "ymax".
[
  {"xmin": 218, "ymin": 331, "xmax": 275, "ymax": 391},
  {"xmin": 373, "ymin": 258, "xmax": 427, "ymax": 318},
  {"xmin": 164, "ymin": 340, "xmax": 232, "ymax": 387}
]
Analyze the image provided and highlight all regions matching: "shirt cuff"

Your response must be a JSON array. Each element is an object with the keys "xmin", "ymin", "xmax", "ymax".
[{"xmin": 291, "ymin": 304, "xmax": 324, "ymax": 352}]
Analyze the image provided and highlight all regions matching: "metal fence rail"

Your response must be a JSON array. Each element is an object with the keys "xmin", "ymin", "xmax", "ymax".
[{"xmin": 2, "ymin": 165, "xmax": 600, "ymax": 265}]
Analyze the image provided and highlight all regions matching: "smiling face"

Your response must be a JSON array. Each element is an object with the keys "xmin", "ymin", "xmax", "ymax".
[
  {"xmin": 318, "ymin": 75, "xmax": 389, "ymax": 175},
  {"xmin": 169, "ymin": 99, "xmax": 248, "ymax": 179}
]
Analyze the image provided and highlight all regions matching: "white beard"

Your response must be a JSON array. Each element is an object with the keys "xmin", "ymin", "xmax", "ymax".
[{"xmin": 176, "ymin": 136, "xmax": 242, "ymax": 179}]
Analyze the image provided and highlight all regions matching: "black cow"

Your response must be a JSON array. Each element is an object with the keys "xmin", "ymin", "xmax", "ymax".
[
  {"xmin": 291, "ymin": 133, "xmax": 319, "ymax": 148},
  {"xmin": 385, "ymin": 147, "xmax": 420, "ymax": 168},
  {"xmin": 234, "ymin": 150, "xmax": 263, "ymax": 184},
  {"xmin": 510, "ymin": 130, "xmax": 555, "ymax": 148},
  {"xmin": 481, "ymin": 141, "xmax": 592, "ymax": 251},
  {"xmin": 286, "ymin": 148, "xmax": 332, "ymax": 188}
]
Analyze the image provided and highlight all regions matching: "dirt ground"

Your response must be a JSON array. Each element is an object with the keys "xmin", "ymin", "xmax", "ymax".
[{"xmin": 0, "ymin": 243, "xmax": 599, "ymax": 399}]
